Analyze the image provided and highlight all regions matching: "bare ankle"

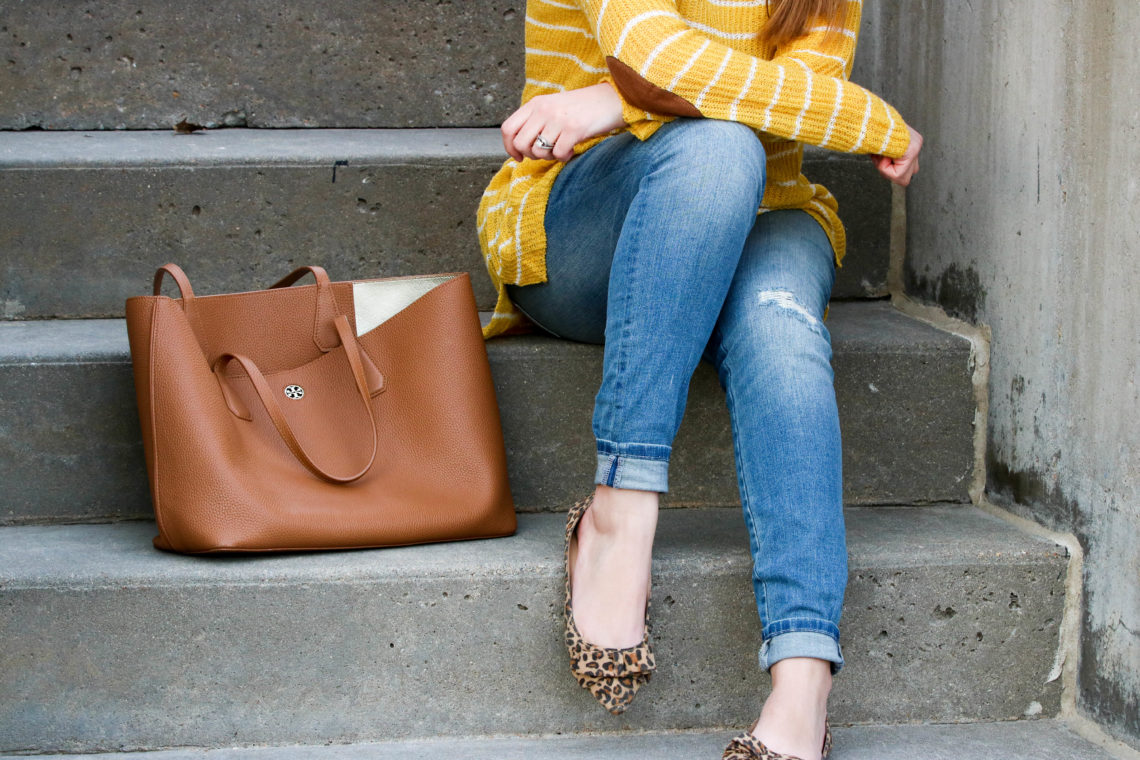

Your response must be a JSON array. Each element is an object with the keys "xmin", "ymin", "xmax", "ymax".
[
  {"xmin": 589, "ymin": 485, "xmax": 659, "ymax": 537},
  {"xmin": 770, "ymin": 657, "xmax": 833, "ymax": 697}
]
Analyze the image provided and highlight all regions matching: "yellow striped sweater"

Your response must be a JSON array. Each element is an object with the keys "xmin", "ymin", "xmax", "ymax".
[{"xmin": 478, "ymin": 0, "xmax": 912, "ymax": 337}]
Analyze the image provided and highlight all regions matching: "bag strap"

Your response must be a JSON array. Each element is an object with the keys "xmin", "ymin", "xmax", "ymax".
[
  {"xmin": 269, "ymin": 265, "xmax": 340, "ymax": 353},
  {"xmin": 153, "ymin": 263, "xmax": 195, "ymax": 300},
  {"xmin": 212, "ymin": 315, "xmax": 379, "ymax": 484},
  {"xmin": 154, "ymin": 263, "xmax": 212, "ymax": 355}
]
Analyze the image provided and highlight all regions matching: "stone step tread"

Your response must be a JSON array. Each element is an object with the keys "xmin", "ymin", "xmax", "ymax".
[
  {"xmin": 0, "ymin": 128, "xmax": 502, "ymax": 168},
  {"xmin": 0, "ymin": 129, "xmax": 893, "ymax": 320},
  {"xmin": 0, "ymin": 721, "xmax": 1116, "ymax": 760},
  {"xmin": 0, "ymin": 301, "xmax": 965, "ymax": 364},
  {"xmin": 0, "ymin": 302, "xmax": 974, "ymax": 523},
  {"xmin": 1, "ymin": 1, "xmax": 902, "ymax": 132},
  {"xmin": 0, "ymin": 128, "xmax": 851, "ymax": 168},
  {"xmin": 0, "ymin": 506, "xmax": 1066, "ymax": 748},
  {"xmin": 2, "ymin": 0, "xmax": 529, "ymax": 130},
  {"xmin": 0, "ymin": 506, "xmax": 1066, "ymax": 589}
]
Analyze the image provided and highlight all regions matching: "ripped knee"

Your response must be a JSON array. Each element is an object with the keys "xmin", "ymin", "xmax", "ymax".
[{"xmin": 756, "ymin": 289, "xmax": 827, "ymax": 334}]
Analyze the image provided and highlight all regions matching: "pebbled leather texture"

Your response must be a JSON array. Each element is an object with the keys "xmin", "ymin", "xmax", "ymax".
[{"xmin": 125, "ymin": 265, "xmax": 516, "ymax": 554}]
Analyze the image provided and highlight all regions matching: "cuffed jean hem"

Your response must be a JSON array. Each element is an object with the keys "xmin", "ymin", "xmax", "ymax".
[
  {"xmin": 759, "ymin": 630, "xmax": 844, "ymax": 675},
  {"xmin": 594, "ymin": 439, "xmax": 671, "ymax": 492}
]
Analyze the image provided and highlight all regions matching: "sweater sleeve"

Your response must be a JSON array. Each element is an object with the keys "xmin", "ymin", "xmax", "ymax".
[{"xmin": 580, "ymin": 0, "xmax": 911, "ymax": 158}]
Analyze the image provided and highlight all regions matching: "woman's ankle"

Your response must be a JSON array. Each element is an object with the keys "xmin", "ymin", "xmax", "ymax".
[
  {"xmin": 569, "ymin": 487, "xmax": 658, "ymax": 648},
  {"xmin": 769, "ymin": 657, "xmax": 833, "ymax": 698},
  {"xmin": 589, "ymin": 485, "xmax": 659, "ymax": 537}
]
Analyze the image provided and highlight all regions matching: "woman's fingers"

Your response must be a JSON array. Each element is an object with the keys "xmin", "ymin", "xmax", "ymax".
[
  {"xmin": 499, "ymin": 85, "xmax": 625, "ymax": 163},
  {"xmin": 514, "ymin": 117, "xmax": 560, "ymax": 161},
  {"xmin": 500, "ymin": 106, "xmax": 531, "ymax": 161},
  {"xmin": 552, "ymin": 129, "xmax": 579, "ymax": 162},
  {"xmin": 871, "ymin": 126, "xmax": 923, "ymax": 186}
]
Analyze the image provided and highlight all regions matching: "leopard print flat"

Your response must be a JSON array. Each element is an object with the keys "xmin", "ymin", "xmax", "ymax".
[
  {"xmin": 722, "ymin": 719, "xmax": 832, "ymax": 760},
  {"xmin": 564, "ymin": 494, "xmax": 656, "ymax": 715}
]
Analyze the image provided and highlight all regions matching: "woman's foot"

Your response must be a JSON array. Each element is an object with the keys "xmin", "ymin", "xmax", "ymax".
[
  {"xmin": 569, "ymin": 485, "xmax": 658, "ymax": 648},
  {"xmin": 750, "ymin": 658, "xmax": 832, "ymax": 760}
]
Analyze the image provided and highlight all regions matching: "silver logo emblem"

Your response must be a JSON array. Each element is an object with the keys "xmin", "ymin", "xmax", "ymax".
[{"xmin": 284, "ymin": 385, "xmax": 304, "ymax": 400}]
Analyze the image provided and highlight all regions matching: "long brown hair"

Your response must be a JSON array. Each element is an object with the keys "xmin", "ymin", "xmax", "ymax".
[{"xmin": 759, "ymin": 0, "xmax": 847, "ymax": 49}]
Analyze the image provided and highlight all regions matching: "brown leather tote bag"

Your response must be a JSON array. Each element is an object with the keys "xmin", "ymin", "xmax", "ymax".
[{"xmin": 125, "ymin": 264, "xmax": 516, "ymax": 553}]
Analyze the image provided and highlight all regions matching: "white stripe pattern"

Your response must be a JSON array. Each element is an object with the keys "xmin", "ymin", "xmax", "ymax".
[
  {"xmin": 820, "ymin": 77, "xmax": 844, "ymax": 148},
  {"xmin": 695, "ymin": 49, "xmax": 733, "ymax": 110},
  {"xmin": 526, "ymin": 16, "xmax": 594, "ymax": 38},
  {"xmin": 668, "ymin": 38, "xmax": 710, "ymax": 91},
  {"xmin": 786, "ymin": 49, "xmax": 847, "ymax": 69},
  {"xmin": 853, "ymin": 89, "xmax": 873, "ymax": 152},
  {"xmin": 514, "ymin": 185, "xmax": 538, "ymax": 282},
  {"xmin": 809, "ymin": 25, "xmax": 857, "ymax": 39},
  {"xmin": 525, "ymin": 47, "xmax": 607, "ymax": 73},
  {"xmin": 539, "ymin": 0, "xmax": 578, "ymax": 8},
  {"xmin": 685, "ymin": 18, "xmax": 756, "ymax": 40},
  {"xmin": 614, "ymin": 10, "xmax": 674, "ymax": 57},
  {"xmin": 761, "ymin": 65, "xmax": 786, "ymax": 132},
  {"xmin": 525, "ymin": 77, "xmax": 566, "ymax": 91},
  {"xmin": 766, "ymin": 144, "xmax": 799, "ymax": 161},
  {"xmin": 789, "ymin": 59, "xmax": 813, "ymax": 141},
  {"xmin": 595, "ymin": 0, "xmax": 614, "ymax": 34},
  {"xmin": 728, "ymin": 57, "xmax": 757, "ymax": 121},
  {"xmin": 878, "ymin": 100, "xmax": 896, "ymax": 154},
  {"xmin": 640, "ymin": 28, "xmax": 689, "ymax": 76}
]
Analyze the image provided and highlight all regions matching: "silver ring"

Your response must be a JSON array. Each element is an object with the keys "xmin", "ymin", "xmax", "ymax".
[{"xmin": 533, "ymin": 135, "xmax": 554, "ymax": 150}]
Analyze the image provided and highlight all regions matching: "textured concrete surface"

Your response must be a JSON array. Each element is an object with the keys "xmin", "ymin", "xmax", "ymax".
[
  {"xmin": 0, "ymin": 0, "xmax": 889, "ymax": 131},
  {"xmin": 0, "ymin": 0, "xmax": 526, "ymax": 129},
  {"xmin": 867, "ymin": 1, "xmax": 1140, "ymax": 747},
  {"xmin": 0, "ymin": 302, "xmax": 973, "ymax": 524},
  {"xmin": 0, "ymin": 507, "xmax": 1067, "ymax": 752},
  {"xmin": 0, "ymin": 130, "xmax": 890, "ymax": 318},
  {"xmin": 0, "ymin": 721, "xmax": 1119, "ymax": 760},
  {"xmin": 497, "ymin": 301, "xmax": 974, "ymax": 511}
]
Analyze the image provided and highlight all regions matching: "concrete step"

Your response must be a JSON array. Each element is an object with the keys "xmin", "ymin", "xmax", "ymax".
[
  {"xmin": 0, "ymin": 506, "xmax": 1067, "ymax": 753},
  {"xmin": 0, "ymin": 721, "xmax": 1117, "ymax": 760},
  {"xmin": 0, "ymin": 0, "xmax": 889, "ymax": 132},
  {"xmin": 0, "ymin": 302, "xmax": 974, "ymax": 525},
  {"xmin": 0, "ymin": 129, "xmax": 891, "ymax": 320},
  {"xmin": 1, "ymin": 0, "xmax": 526, "ymax": 130}
]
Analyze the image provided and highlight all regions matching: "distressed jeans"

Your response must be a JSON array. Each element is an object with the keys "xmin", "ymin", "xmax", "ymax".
[{"xmin": 507, "ymin": 118, "xmax": 847, "ymax": 673}]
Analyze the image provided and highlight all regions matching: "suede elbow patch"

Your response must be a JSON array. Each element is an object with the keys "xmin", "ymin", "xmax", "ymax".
[{"xmin": 606, "ymin": 57, "xmax": 703, "ymax": 119}]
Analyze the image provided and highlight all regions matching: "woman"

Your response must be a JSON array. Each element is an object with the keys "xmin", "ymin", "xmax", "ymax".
[{"xmin": 477, "ymin": 1, "xmax": 922, "ymax": 758}]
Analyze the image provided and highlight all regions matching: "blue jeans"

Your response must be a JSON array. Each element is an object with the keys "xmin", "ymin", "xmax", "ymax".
[{"xmin": 507, "ymin": 119, "xmax": 847, "ymax": 673}]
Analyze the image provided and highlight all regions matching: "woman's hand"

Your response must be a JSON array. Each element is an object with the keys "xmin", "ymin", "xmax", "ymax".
[
  {"xmin": 872, "ymin": 125, "xmax": 923, "ymax": 186},
  {"xmin": 501, "ymin": 82, "xmax": 626, "ymax": 163}
]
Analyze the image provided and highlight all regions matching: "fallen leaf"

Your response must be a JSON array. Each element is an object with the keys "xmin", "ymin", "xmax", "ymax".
[{"xmin": 173, "ymin": 118, "xmax": 205, "ymax": 134}]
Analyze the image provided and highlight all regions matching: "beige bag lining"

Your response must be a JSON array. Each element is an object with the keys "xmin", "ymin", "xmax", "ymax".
[{"xmin": 352, "ymin": 276, "xmax": 455, "ymax": 336}]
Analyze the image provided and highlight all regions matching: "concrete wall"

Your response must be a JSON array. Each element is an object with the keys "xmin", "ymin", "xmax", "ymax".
[{"xmin": 865, "ymin": 0, "xmax": 1140, "ymax": 746}]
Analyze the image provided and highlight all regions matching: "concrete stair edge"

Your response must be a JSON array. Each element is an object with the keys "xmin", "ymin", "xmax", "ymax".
[
  {"xmin": 0, "ymin": 302, "xmax": 975, "ymax": 524},
  {"xmin": 0, "ymin": 721, "xmax": 1118, "ymax": 760},
  {"xmin": 0, "ymin": 506, "xmax": 1068, "ymax": 751},
  {"xmin": 0, "ymin": 129, "xmax": 892, "ymax": 320}
]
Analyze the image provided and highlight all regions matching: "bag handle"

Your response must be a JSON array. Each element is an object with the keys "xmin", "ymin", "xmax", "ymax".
[
  {"xmin": 212, "ymin": 315, "xmax": 379, "ymax": 484},
  {"xmin": 269, "ymin": 265, "xmax": 340, "ymax": 353},
  {"xmin": 153, "ymin": 263, "xmax": 196, "ymax": 301},
  {"xmin": 154, "ymin": 263, "xmax": 212, "ymax": 355}
]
